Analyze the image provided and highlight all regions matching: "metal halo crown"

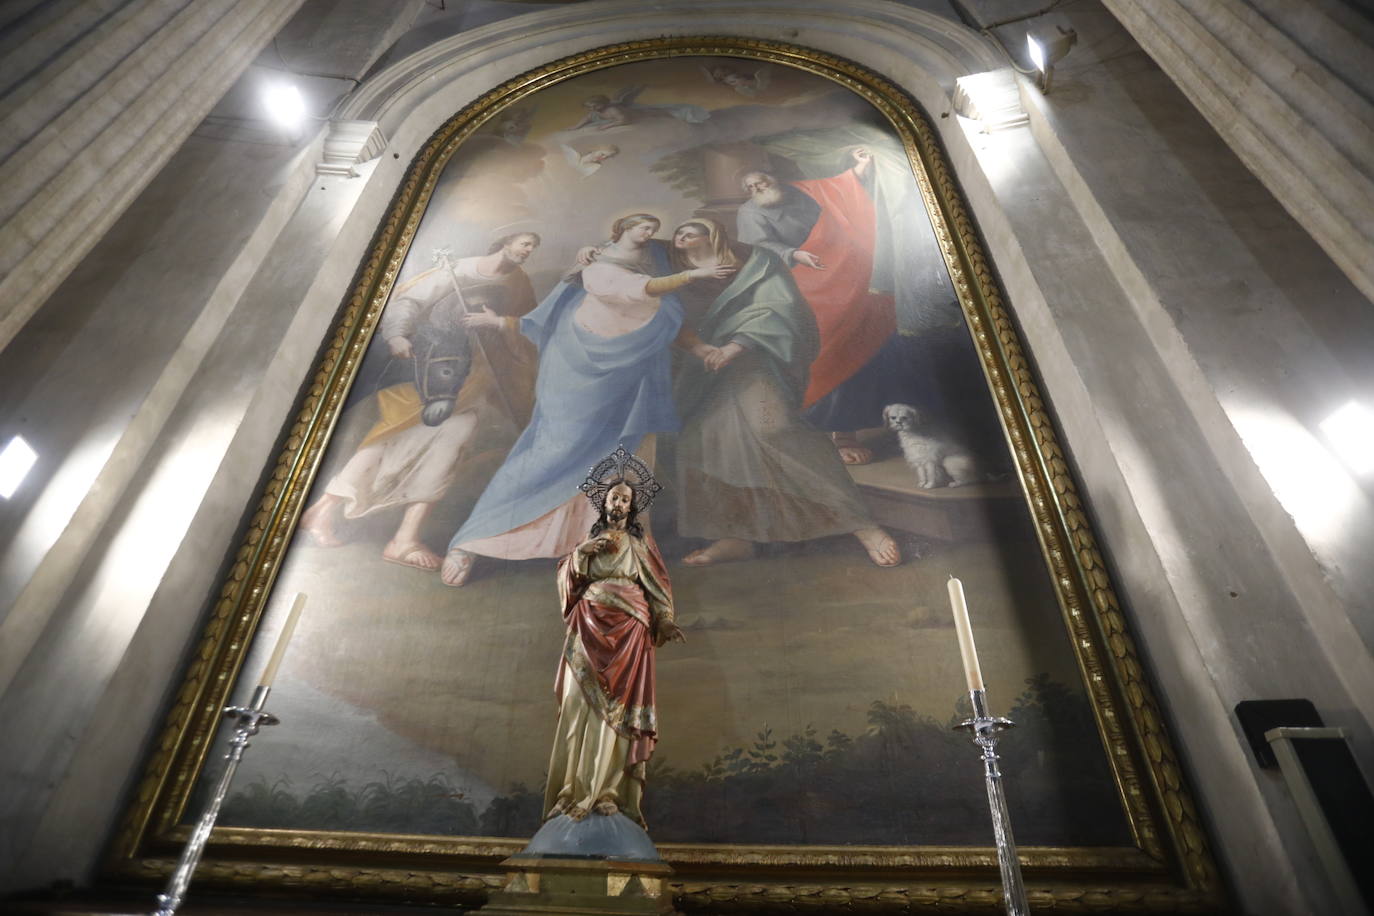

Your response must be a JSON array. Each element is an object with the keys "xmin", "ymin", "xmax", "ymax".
[{"xmin": 579, "ymin": 446, "xmax": 662, "ymax": 514}]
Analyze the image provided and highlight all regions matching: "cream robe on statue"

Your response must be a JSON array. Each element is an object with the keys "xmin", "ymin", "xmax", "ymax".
[{"xmin": 545, "ymin": 530, "xmax": 674, "ymax": 827}]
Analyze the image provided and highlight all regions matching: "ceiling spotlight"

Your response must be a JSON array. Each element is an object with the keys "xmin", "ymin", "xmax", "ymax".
[
  {"xmin": 1027, "ymin": 26, "xmax": 1077, "ymax": 94},
  {"xmin": 262, "ymin": 83, "xmax": 307, "ymax": 131},
  {"xmin": 1320, "ymin": 400, "xmax": 1374, "ymax": 475}
]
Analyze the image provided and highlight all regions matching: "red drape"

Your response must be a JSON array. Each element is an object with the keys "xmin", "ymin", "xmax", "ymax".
[
  {"xmin": 554, "ymin": 537, "xmax": 670, "ymax": 767},
  {"xmin": 791, "ymin": 170, "xmax": 896, "ymax": 407}
]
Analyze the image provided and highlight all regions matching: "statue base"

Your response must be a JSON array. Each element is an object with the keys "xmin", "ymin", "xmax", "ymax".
[{"xmin": 482, "ymin": 813, "xmax": 676, "ymax": 915}]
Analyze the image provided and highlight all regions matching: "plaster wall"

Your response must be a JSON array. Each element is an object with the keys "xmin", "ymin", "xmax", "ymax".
[{"xmin": 0, "ymin": 2, "xmax": 1369, "ymax": 912}]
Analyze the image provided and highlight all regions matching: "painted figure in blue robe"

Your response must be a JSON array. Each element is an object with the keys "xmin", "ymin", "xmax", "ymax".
[{"xmin": 441, "ymin": 213, "xmax": 735, "ymax": 586}]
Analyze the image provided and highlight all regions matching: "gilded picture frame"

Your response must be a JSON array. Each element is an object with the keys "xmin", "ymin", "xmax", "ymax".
[{"xmin": 106, "ymin": 37, "xmax": 1225, "ymax": 913}]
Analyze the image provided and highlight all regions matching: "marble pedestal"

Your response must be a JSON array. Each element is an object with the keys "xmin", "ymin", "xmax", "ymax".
[{"xmin": 482, "ymin": 813, "xmax": 676, "ymax": 915}]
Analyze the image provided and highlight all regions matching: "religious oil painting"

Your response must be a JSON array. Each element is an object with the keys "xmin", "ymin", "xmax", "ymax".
[
  {"xmin": 121, "ymin": 41, "xmax": 1217, "ymax": 911},
  {"xmin": 192, "ymin": 53, "xmax": 1123, "ymax": 848}
]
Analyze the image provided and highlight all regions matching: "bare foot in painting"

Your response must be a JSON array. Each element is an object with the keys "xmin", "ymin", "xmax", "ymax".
[
  {"xmin": 683, "ymin": 538, "xmax": 755, "ymax": 566},
  {"xmin": 441, "ymin": 548, "xmax": 475, "ymax": 586},
  {"xmin": 299, "ymin": 495, "xmax": 344, "ymax": 546},
  {"xmin": 383, "ymin": 541, "xmax": 442, "ymax": 570},
  {"xmin": 593, "ymin": 799, "xmax": 619, "ymax": 816},
  {"xmin": 832, "ymin": 432, "xmax": 873, "ymax": 465},
  {"xmin": 854, "ymin": 527, "xmax": 901, "ymax": 566}
]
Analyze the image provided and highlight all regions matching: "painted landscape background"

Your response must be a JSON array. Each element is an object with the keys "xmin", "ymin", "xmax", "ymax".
[{"xmin": 193, "ymin": 55, "xmax": 1131, "ymax": 849}]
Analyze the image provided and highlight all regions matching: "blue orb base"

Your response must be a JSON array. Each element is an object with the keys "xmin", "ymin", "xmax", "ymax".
[
  {"xmin": 518, "ymin": 812, "xmax": 664, "ymax": 863},
  {"xmin": 482, "ymin": 814, "xmax": 676, "ymax": 913}
]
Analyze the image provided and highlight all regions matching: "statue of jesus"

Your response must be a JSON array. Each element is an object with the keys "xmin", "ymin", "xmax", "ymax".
[{"xmin": 543, "ymin": 448, "xmax": 684, "ymax": 828}]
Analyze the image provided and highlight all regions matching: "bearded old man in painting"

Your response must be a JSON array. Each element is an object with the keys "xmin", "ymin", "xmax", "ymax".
[
  {"xmin": 737, "ymin": 150, "xmax": 905, "ymax": 465},
  {"xmin": 545, "ymin": 449, "xmax": 684, "ymax": 827}
]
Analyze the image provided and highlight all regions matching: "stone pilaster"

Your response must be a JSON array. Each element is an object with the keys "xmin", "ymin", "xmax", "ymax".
[
  {"xmin": 1103, "ymin": 0, "xmax": 1374, "ymax": 302},
  {"xmin": 0, "ymin": 0, "xmax": 307, "ymax": 353}
]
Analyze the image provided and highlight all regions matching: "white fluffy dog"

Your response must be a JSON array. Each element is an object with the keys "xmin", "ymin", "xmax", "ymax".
[{"xmin": 883, "ymin": 403, "xmax": 984, "ymax": 488}]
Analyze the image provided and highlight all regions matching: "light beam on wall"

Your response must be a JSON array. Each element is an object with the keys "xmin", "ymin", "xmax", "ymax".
[
  {"xmin": 1320, "ymin": 400, "xmax": 1374, "ymax": 475},
  {"xmin": 0, "ymin": 435, "xmax": 38, "ymax": 498},
  {"xmin": 262, "ymin": 83, "xmax": 307, "ymax": 131},
  {"xmin": 953, "ymin": 70, "xmax": 1029, "ymax": 133}
]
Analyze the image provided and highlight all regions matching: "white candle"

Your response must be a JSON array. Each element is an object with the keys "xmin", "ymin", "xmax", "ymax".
[
  {"xmin": 259, "ymin": 592, "xmax": 306, "ymax": 688},
  {"xmin": 947, "ymin": 576, "xmax": 985, "ymax": 692}
]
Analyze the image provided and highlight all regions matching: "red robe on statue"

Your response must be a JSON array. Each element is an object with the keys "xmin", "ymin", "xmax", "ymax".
[
  {"xmin": 544, "ymin": 530, "xmax": 674, "ymax": 825},
  {"xmin": 790, "ymin": 169, "xmax": 896, "ymax": 408}
]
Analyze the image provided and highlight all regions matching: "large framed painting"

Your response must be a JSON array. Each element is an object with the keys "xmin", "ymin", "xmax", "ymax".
[{"xmin": 110, "ymin": 38, "xmax": 1223, "ymax": 912}]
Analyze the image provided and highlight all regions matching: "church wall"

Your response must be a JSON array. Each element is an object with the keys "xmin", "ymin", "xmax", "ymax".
[
  {"xmin": 0, "ymin": 0, "xmax": 309, "ymax": 356},
  {"xmin": 937, "ymin": 12, "xmax": 1373, "ymax": 913},
  {"xmin": 0, "ymin": 2, "xmax": 1369, "ymax": 912}
]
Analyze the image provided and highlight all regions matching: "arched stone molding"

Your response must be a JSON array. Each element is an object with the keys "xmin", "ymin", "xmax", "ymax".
[
  {"xmin": 2, "ymin": 5, "xmax": 1367, "ymax": 914},
  {"xmin": 317, "ymin": 0, "xmax": 1006, "ymax": 179}
]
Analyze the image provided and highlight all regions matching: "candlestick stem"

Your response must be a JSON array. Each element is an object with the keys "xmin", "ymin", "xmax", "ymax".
[
  {"xmin": 151, "ymin": 686, "xmax": 279, "ymax": 916},
  {"xmin": 958, "ymin": 688, "xmax": 1030, "ymax": 916}
]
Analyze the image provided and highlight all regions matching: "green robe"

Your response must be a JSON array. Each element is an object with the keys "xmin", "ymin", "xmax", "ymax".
[{"xmin": 674, "ymin": 246, "xmax": 873, "ymax": 542}]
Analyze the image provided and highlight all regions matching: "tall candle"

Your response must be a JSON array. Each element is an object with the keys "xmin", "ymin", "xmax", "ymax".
[
  {"xmin": 259, "ymin": 592, "xmax": 306, "ymax": 688},
  {"xmin": 947, "ymin": 576, "xmax": 985, "ymax": 692}
]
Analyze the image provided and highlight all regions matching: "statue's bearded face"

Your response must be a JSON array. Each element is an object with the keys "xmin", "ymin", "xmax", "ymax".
[{"xmin": 605, "ymin": 483, "xmax": 634, "ymax": 523}]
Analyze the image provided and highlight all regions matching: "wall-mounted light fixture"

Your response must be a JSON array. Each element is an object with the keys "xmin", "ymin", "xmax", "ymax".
[
  {"xmin": 262, "ymin": 82, "xmax": 307, "ymax": 133},
  {"xmin": 1027, "ymin": 26, "xmax": 1077, "ymax": 94}
]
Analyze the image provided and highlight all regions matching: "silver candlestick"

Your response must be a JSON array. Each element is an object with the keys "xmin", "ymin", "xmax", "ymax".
[
  {"xmin": 957, "ymin": 688, "xmax": 1030, "ymax": 916},
  {"xmin": 153, "ymin": 685, "xmax": 279, "ymax": 916}
]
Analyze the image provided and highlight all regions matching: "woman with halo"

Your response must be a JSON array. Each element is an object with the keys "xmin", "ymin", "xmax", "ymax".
[{"xmin": 442, "ymin": 213, "xmax": 734, "ymax": 586}]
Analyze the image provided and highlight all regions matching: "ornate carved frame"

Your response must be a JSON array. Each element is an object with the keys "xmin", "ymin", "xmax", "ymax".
[{"xmin": 106, "ymin": 37, "xmax": 1226, "ymax": 912}]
